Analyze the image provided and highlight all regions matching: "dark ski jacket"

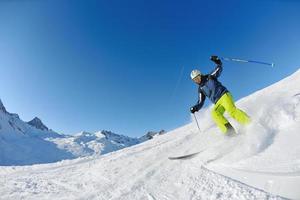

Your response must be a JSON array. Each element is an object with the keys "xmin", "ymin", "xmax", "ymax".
[{"xmin": 194, "ymin": 62, "xmax": 228, "ymax": 111}]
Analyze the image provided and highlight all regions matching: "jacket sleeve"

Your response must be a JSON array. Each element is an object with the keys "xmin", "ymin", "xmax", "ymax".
[
  {"xmin": 194, "ymin": 90, "xmax": 206, "ymax": 111},
  {"xmin": 209, "ymin": 60, "xmax": 223, "ymax": 78}
]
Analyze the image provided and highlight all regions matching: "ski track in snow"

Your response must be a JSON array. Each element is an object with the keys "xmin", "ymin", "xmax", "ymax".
[{"xmin": 1, "ymin": 69, "xmax": 300, "ymax": 199}]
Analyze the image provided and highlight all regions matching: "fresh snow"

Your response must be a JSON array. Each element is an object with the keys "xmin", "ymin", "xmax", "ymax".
[{"xmin": 0, "ymin": 69, "xmax": 300, "ymax": 199}]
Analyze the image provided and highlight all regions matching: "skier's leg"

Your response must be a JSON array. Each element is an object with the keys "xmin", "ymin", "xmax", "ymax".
[
  {"xmin": 220, "ymin": 93, "xmax": 250, "ymax": 125},
  {"xmin": 211, "ymin": 104, "xmax": 228, "ymax": 133}
]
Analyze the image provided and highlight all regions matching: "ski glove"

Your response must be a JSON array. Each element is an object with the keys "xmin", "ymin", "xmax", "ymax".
[
  {"xmin": 210, "ymin": 55, "xmax": 222, "ymax": 65},
  {"xmin": 190, "ymin": 106, "xmax": 198, "ymax": 114}
]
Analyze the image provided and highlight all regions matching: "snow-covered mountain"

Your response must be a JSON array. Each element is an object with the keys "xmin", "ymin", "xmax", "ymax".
[
  {"xmin": 1, "ymin": 69, "xmax": 300, "ymax": 200},
  {"xmin": 47, "ymin": 130, "xmax": 141, "ymax": 157},
  {"xmin": 0, "ymin": 101, "xmax": 70, "ymax": 166},
  {"xmin": 0, "ymin": 101, "xmax": 163, "ymax": 165},
  {"xmin": 138, "ymin": 130, "xmax": 166, "ymax": 142}
]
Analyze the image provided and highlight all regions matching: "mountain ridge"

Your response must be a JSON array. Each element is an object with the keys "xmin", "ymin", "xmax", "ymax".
[{"xmin": 0, "ymin": 99, "xmax": 165, "ymax": 166}]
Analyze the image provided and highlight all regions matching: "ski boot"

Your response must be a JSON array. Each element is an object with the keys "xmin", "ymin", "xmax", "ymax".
[{"xmin": 225, "ymin": 123, "xmax": 236, "ymax": 137}]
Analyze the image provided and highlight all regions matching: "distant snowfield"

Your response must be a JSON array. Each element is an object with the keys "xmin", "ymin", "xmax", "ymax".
[{"xmin": 1, "ymin": 69, "xmax": 300, "ymax": 200}]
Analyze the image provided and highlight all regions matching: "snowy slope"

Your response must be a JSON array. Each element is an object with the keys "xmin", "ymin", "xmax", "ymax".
[
  {"xmin": 201, "ymin": 68, "xmax": 300, "ymax": 199},
  {"xmin": 0, "ymin": 69, "xmax": 300, "ymax": 199},
  {"xmin": 0, "ymin": 101, "xmax": 155, "ymax": 165}
]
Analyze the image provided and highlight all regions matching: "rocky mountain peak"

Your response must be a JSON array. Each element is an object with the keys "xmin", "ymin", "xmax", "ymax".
[
  {"xmin": 27, "ymin": 117, "xmax": 49, "ymax": 131},
  {"xmin": 139, "ymin": 130, "xmax": 166, "ymax": 142},
  {"xmin": 0, "ymin": 99, "xmax": 7, "ymax": 113}
]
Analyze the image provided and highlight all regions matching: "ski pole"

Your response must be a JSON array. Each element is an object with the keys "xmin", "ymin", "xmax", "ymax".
[
  {"xmin": 220, "ymin": 57, "xmax": 274, "ymax": 67},
  {"xmin": 193, "ymin": 113, "xmax": 201, "ymax": 133}
]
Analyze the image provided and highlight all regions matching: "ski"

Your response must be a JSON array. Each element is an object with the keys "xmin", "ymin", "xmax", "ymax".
[{"xmin": 168, "ymin": 151, "xmax": 202, "ymax": 160}]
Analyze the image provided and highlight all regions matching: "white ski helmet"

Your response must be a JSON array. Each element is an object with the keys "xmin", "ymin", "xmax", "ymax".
[{"xmin": 190, "ymin": 69, "xmax": 201, "ymax": 79}]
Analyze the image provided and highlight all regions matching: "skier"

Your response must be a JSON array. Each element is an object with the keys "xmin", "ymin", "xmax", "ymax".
[{"xmin": 190, "ymin": 55, "xmax": 250, "ymax": 134}]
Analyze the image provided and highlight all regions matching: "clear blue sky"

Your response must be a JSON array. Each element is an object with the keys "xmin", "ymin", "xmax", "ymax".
[{"xmin": 0, "ymin": 0, "xmax": 299, "ymax": 137}]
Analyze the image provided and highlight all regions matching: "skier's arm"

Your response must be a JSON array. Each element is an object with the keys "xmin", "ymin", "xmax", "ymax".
[
  {"xmin": 209, "ymin": 55, "xmax": 223, "ymax": 78},
  {"xmin": 190, "ymin": 91, "xmax": 206, "ymax": 113},
  {"xmin": 196, "ymin": 91, "xmax": 206, "ymax": 110}
]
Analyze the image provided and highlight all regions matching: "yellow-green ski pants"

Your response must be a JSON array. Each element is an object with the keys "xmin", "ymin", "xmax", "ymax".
[{"xmin": 211, "ymin": 93, "xmax": 250, "ymax": 133}]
